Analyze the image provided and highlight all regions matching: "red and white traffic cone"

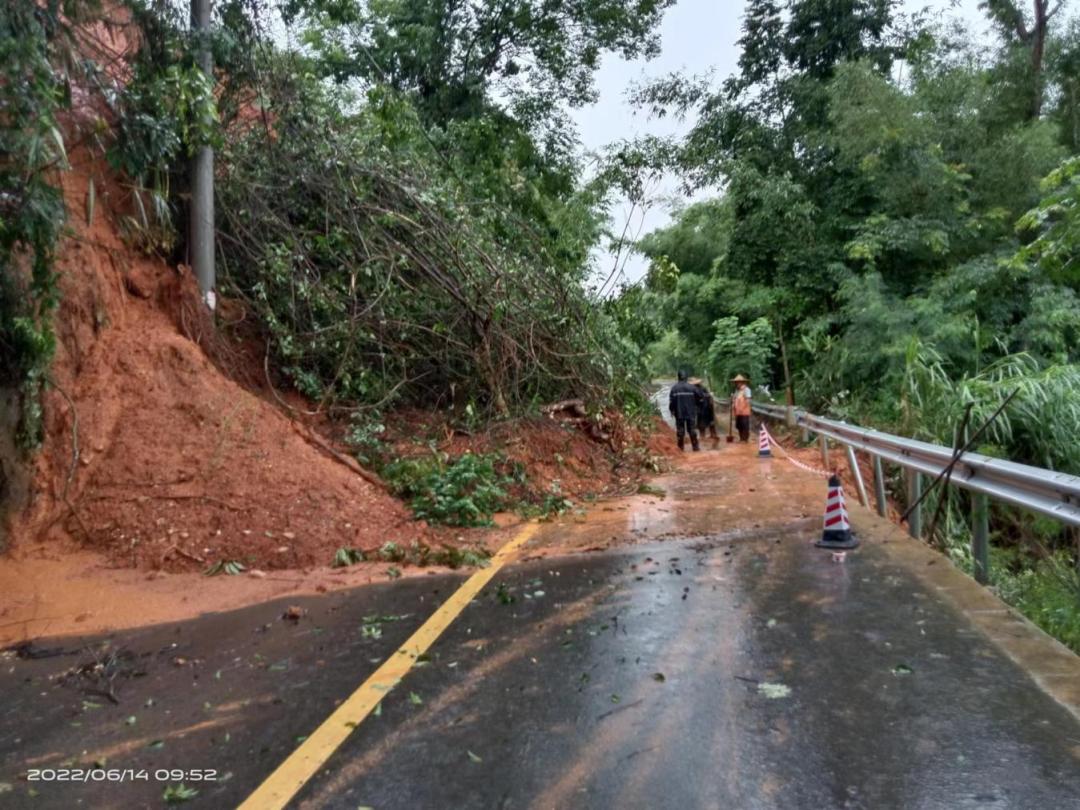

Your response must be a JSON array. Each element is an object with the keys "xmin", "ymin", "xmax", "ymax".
[
  {"xmin": 816, "ymin": 474, "xmax": 858, "ymax": 549},
  {"xmin": 758, "ymin": 424, "xmax": 772, "ymax": 458}
]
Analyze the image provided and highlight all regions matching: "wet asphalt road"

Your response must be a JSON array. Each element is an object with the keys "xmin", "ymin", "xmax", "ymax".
[{"xmin": 3, "ymin": 521, "xmax": 1080, "ymax": 810}]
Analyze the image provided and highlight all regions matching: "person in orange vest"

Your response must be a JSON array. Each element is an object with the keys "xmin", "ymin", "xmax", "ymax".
[{"xmin": 731, "ymin": 374, "xmax": 752, "ymax": 442}]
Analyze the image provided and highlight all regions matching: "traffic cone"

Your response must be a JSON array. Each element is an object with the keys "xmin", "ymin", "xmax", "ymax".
[
  {"xmin": 758, "ymin": 424, "xmax": 771, "ymax": 457},
  {"xmin": 816, "ymin": 474, "xmax": 859, "ymax": 549}
]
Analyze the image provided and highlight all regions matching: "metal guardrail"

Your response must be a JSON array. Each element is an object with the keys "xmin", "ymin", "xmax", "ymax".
[
  {"xmin": 752, "ymin": 403, "xmax": 1080, "ymax": 526},
  {"xmin": 752, "ymin": 401, "xmax": 1080, "ymax": 584}
]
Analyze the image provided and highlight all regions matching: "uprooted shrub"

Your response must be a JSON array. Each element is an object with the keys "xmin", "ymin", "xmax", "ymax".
[
  {"xmin": 382, "ymin": 453, "xmax": 511, "ymax": 527},
  {"xmin": 216, "ymin": 69, "xmax": 631, "ymax": 417}
]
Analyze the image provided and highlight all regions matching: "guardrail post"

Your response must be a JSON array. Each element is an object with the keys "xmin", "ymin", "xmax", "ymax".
[
  {"xmin": 906, "ymin": 470, "xmax": 923, "ymax": 539},
  {"xmin": 972, "ymin": 494, "xmax": 990, "ymax": 584},
  {"xmin": 873, "ymin": 455, "xmax": 887, "ymax": 517},
  {"xmin": 786, "ymin": 406, "xmax": 796, "ymax": 428},
  {"xmin": 800, "ymin": 426, "xmax": 810, "ymax": 444},
  {"xmin": 845, "ymin": 445, "xmax": 869, "ymax": 507},
  {"xmin": 820, "ymin": 434, "xmax": 829, "ymax": 469}
]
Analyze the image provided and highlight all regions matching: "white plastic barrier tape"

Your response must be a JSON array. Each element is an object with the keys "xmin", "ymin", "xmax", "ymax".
[{"xmin": 761, "ymin": 425, "xmax": 831, "ymax": 478}]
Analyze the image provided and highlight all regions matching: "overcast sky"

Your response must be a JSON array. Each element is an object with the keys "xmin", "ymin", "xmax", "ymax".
[{"xmin": 573, "ymin": 0, "xmax": 992, "ymax": 290}]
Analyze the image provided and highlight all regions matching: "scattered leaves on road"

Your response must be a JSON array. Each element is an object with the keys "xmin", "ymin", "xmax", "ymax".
[
  {"xmin": 282, "ymin": 605, "xmax": 307, "ymax": 622},
  {"xmin": 162, "ymin": 783, "xmax": 198, "ymax": 803},
  {"xmin": 467, "ymin": 750, "xmax": 483, "ymax": 763},
  {"xmin": 332, "ymin": 547, "xmax": 365, "ymax": 567},
  {"xmin": 496, "ymin": 582, "xmax": 515, "ymax": 604},
  {"xmin": 892, "ymin": 663, "xmax": 913, "ymax": 676},
  {"xmin": 637, "ymin": 483, "xmax": 666, "ymax": 498},
  {"xmin": 652, "ymin": 672, "xmax": 666, "ymax": 682},
  {"xmin": 757, "ymin": 682, "xmax": 791, "ymax": 699},
  {"xmin": 408, "ymin": 691, "xmax": 423, "ymax": 706},
  {"xmin": 205, "ymin": 560, "xmax": 245, "ymax": 576}
]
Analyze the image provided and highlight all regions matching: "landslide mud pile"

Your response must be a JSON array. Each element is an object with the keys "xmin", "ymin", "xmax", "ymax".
[
  {"xmin": 8, "ymin": 158, "xmax": 671, "ymax": 573},
  {"xmin": 10, "ymin": 156, "xmax": 418, "ymax": 571}
]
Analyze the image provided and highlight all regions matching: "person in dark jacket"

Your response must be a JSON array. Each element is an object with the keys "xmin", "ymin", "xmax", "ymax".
[
  {"xmin": 690, "ymin": 377, "xmax": 719, "ymax": 448},
  {"xmin": 668, "ymin": 370, "xmax": 705, "ymax": 451}
]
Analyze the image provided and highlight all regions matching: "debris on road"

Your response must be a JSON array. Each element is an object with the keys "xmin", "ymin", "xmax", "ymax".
[
  {"xmin": 757, "ymin": 682, "xmax": 792, "ymax": 699},
  {"xmin": 282, "ymin": 605, "xmax": 307, "ymax": 622}
]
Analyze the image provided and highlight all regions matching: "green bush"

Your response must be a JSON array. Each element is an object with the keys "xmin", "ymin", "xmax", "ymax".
[
  {"xmin": 345, "ymin": 416, "xmax": 390, "ymax": 469},
  {"xmin": 0, "ymin": 1, "xmax": 72, "ymax": 448},
  {"xmin": 515, "ymin": 481, "xmax": 574, "ymax": 520},
  {"xmin": 215, "ymin": 73, "xmax": 639, "ymax": 416},
  {"xmin": 383, "ymin": 453, "xmax": 510, "ymax": 527},
  {"xmin": 991, "ymin": 549, "xmax": 1080, "ymax": 654}
]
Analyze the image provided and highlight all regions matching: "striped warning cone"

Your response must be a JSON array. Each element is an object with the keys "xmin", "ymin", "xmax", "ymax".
[
  {"xmin": 758, "ymin": 424, "xmax": 772, "ymax": 457},
  {"xmin": 815, "ymin": 474, "xmax": 858, "ymax": 550}
]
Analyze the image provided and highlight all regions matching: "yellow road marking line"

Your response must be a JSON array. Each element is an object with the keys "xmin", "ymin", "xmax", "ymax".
[{"xmin": 237, "ymin": 522, "xmax": 540, "ymax": 810}]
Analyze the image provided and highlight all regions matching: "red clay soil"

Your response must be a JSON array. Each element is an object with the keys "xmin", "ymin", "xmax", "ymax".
[
  {"xmin": 381, "ymin": 408, "xmax": 672, "ymax": 505},
  {"xmin": 7, "ymin": 153, "xmax": 420, "ymax": 573},
  {"xmin": 5, "ymin": 149, "xmax": 673, "ymax": 575}
]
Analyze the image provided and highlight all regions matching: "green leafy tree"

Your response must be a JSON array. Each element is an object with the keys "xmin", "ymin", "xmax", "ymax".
[
  {"xmin": 706, "ymin": 317, "xmax": 777, "ymax": 391},
  {"xmin": 1017, "ymin": 156, "xmax": 1080, "ymax": 285},
  {"xmin": 287, "ymin": 0, "xmax": 675, "ymax": 126},
  {"xmin": 980, "ymin": 0, "xmax": 1070, "ymax": 119},
  {"xmin": 0, "ymin": 0, "xmax": 80, "ymax": 447}
]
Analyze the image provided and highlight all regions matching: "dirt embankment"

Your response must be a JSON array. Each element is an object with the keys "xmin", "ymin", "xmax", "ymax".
[
  {"xmin": 5, "ymin": 152, "xmax": 421, "ymax": 573},
  {"xmin": 3, "ymin": 147, "xmax": 673, "ymax": 577},
  {"xmin": 380, "ymin": 405, "xmax": 671, "ymax": 503}
]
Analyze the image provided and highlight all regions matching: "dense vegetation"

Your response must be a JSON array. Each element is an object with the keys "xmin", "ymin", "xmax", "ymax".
[
  {"xmin": 212, "ymin": 0, "xmax": 670, "ymax": 416},
  {"xmin": 2, "ymin": 0, "xmax": 671, "ymax": 441},
  {"xmin": 0, "ymin": 1, "xmax": 81, "ymax": 447},
  {"xmin": 612, "ymin": 0, "xmax": 1080, "ymax": 649}
]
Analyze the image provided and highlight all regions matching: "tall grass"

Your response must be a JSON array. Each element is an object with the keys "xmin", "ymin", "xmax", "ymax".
[
  {"xmin": 898, "ymin": 343, "xmax": 1080, "ymax": 652},
  {"xmin": 901, "ymin": 343, "xmax": 1080, "ymax": 474}
]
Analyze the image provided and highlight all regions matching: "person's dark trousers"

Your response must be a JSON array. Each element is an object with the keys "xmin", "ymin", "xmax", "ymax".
[
  {"xmin": 736, "ymin": 415, "xmax": 751, "ymax": 442},
  {"xmin": 700, "ymin": 422, "xmax": 720, "ymax": 446},
  {"xmin": 676, "ymin": 418, "xmax": 700, "ymax": 451}
]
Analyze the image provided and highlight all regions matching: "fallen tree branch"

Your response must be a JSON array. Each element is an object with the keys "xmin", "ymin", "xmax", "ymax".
[
  {"xmin": 901, "ymin": 390, "xmax": 1019, "ymax": 523},
  {"xmin": 43, "ymin": 376, "xmax": 96, "ymax": 544},
  {"xmin": 289, "ymin": 421, "xmax": 390, "ymax": 492}
]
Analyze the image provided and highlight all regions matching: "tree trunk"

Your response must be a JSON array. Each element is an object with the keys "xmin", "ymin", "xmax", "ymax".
[
  {"xmin": 1030, "ymin": 0, "xmax": 1048, "ymax": 119},
  {"xmin": 776, "ymin": 317, "xmax": 795, "ymax": 406},
  {"xmin": 190, "ymin": 0, "xmax": 215, "ymax": 306},
  {"xmin": 1070, "ymin": 81, "xmax": 1079, "ymax": 150}
]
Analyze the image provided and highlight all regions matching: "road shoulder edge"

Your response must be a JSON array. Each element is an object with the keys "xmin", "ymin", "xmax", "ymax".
[{"xmin": 850, "ymin": 502, "xmax": 1080, "ymax": 724}]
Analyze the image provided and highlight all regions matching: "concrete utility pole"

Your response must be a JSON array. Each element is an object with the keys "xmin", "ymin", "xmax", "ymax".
[{"xmin": 190, "ymin": 0, "xmax": 215, "ymax": 309}]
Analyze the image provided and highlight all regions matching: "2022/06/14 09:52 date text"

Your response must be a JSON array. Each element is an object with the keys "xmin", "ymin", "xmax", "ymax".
[{"xmin": 26, "ymin": 768, "xmax": 218, "ymax": 783}]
